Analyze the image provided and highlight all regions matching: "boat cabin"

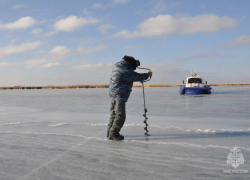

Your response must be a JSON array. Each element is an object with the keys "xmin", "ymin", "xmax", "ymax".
[{"xmin": 184, "ymin": 73, "xmax": 205, "ymax": 88}]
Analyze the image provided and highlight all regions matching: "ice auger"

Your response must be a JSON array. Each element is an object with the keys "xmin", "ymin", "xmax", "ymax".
[{"xmin": 137, "ymin": 67, "xmax": 151, "ymax": 136}]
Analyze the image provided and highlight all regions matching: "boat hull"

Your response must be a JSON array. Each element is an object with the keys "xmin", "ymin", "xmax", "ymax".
[{"xmin": 179, "ymin": 86, "xmax": 211, "ymax": 95}]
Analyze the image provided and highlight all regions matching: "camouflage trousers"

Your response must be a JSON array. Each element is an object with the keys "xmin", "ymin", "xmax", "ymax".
[{"xmin": 107, "ymin": 99, "xmax": 126, "ymax": 136}]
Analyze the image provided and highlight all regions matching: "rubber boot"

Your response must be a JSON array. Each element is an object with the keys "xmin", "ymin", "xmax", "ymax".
[{"xmin": 109, "ymin": 133, "xmax": 124, "ymax": 141}]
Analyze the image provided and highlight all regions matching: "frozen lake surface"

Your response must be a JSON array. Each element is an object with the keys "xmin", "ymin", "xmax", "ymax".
[{"xmin": 0, "ymin": 86, "xmax": 250, "ymax": 180}]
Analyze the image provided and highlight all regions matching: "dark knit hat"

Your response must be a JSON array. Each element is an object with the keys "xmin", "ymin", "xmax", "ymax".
[{"xmin": 123, "ymin": 55, "xmax": 138, "ymax": 70}]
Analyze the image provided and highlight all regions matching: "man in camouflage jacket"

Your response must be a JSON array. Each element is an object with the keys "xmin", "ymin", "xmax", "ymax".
[{"xmin": 108, "ymin": 55, "xmax": 152, "ymax": 140}]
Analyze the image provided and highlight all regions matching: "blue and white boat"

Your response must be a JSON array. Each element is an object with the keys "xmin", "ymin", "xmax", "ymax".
[{"xmin": 179, "ymin": 73, "xmax": 212, "ymax": 95}]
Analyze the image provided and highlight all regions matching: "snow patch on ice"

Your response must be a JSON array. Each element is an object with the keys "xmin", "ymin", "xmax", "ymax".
[
  {"xmin": 49, "ymin": 123, "xmax": 69, "ymax": 127},
  {"xmin": 128, "ymin": 139, "xmax": 250, "ymax": 151},
  {"xmin": 49, "ymin": 123, "xmax": 107, "ymax": 127},
  {"xmin": 3, "ymin": 121, "xmax": 49, "ymax": 126},
  {"xmin": 194, "ymin": 129, "xmax": 216, "ymax": 133},
  {"xmin": 3, "ymin": 122, "xmax": 24, "ymax": 126},
  {"xmin": 1, "ymin": 130, "xmax": 250, "ymax": 152},
  {"xmin": 5, "ymin": 122, "xmax": 250, "ymax": 136}
]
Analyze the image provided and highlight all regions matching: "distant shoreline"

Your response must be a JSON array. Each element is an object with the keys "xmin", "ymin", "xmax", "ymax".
[{"xmin": 0, "ymin": 83, "xmax": 250, "ymax": 90}]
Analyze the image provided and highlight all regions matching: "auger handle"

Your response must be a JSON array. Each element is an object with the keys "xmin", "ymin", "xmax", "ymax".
[{"xmin": 137, "ymin": 67, "xmax": 152, "ymax": 83}]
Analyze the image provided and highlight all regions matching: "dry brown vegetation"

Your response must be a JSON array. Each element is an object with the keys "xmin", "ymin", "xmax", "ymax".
[
  {"xmin": 0, "ymin": 85, "xmax": 109, "ymax": 90},
  {"xmin": 133, "ymin": 83, "xmax": 250, "ymax": 87},
  {"xmin": 207, "ymin": 83, "xmax": 250, "ymax": 86},
  {"xmin": 133, "ymin": 84, "xmax": 182, "ymax": 88},
  {"xmin": 0, "ymin": 83, "xmax": 250, "ymax": 90}
]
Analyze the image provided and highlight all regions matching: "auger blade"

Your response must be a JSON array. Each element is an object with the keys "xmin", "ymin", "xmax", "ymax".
[{"xmin": 145, "ymin": 132, "xmax": 150, "ymax": 136}]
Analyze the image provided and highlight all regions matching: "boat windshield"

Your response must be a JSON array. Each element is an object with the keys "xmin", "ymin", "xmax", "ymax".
[{"xmin": 188, "ymin": 78, "xmax": 202, "ymax": 83}]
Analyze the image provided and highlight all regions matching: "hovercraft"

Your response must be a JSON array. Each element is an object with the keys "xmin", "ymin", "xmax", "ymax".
[{"xmin": 179, "ymin": 73, "xmax": 212, "ymax": 95}]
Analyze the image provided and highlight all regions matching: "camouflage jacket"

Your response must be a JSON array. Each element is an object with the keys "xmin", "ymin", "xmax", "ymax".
[{"xmin": 109, "ymin": 59, "xmax": 149, "ymax": 102}]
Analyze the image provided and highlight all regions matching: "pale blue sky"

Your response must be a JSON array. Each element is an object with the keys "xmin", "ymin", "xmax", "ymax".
[{"xmin": 0, "ymin": 0, "xmax": 249, "ymax": 86}]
